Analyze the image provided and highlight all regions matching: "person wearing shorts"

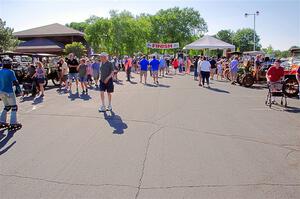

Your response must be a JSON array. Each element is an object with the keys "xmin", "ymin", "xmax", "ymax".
[
  {"xmin": 98, "ymin": 52, "xmax": 114, "ymax": 112},
  {"xmin": 33, "ymin": 61, "xmax": 46, "ymax": 97},
  {"xmin": 150, "ymin": 56, "xmax": 160, "ymax": 85},
  {"xmin": 78, "ymin": 58, "xmax": 88, "ymax": 94},
  {"xmin": 230, "ymin": 57, "xmax": 239, "ymax": 85},
  {"xmin": 92, "ymin": 59, "xmax": 100, "ymax": 87},
  {"xmin": 0, "ymin": 57, "xmax": 22, "ymax": 128},
  {"xmin": 139, "ymin": 56, "xmax": 149, "ymax": 84},
  {"xmin": 61, "ymin": 58, "xmax": 69, "ymax": 89},
  {"xmin": 67, "ymin": 53, "xmax": 79, "ymax": 92}
]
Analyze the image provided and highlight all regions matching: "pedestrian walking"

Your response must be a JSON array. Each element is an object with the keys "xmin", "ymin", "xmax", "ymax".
[
  {"xmin": 92, "ymin": 58, "xmax": 100, "ymax": 88},
  {"xmin": 186, "ymin": 56, "xmax": 192, "ymax": 75},
  {"xmin": 33, "ymin": 61, "xmax": 46, "ymax": 97},
  {"xmin": 193, "ymin": 56, "xmax": 199, "ymax": 80},
  {"xmin": 60, "ymin": 58, "xmax": 69, "ymax": 89},
  {"xmin": 159, "ymin": 56, "xmax": 166, "ymax": 77},
  {"xmin": 210, "ymin": 57, "xmax": 217, "ymax": 80},
  {"xmin": 86, "ymin": 59, "xmax": 93, "ymax": 87},
  {"xmin": 230, "ymin": 57, "xmax": 239, "ymax": 85},
  {"xmin": 78, "ymin": 58, "xmax": 88, "ymax": 94},
  {"xmin": 124, "ymin": 56, "xmax": 132, "ymax": 82},
  {"xmin": 98, "ymin": 52, "xmax": 114, "ymax": 112},
  {"xmin": 172, "ymin": 58, "xmax": 179, "ymax": 75},
  {"xmin": 67, "ymin": 53, "xmax": 79, "ymax": 92},
  {"xmin": 139, "ymin": 56, "xmax": 149, "ymax": 84},
  {"xmin": 150, "ymin": 56, "xmax": 160, "ymax": 85},
  {"xmin": 198, "ymin": 57, "xmax": 211, "ymax": 87}
]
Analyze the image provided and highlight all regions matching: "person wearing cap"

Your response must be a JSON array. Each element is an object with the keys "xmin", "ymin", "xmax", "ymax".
[
  {"xmin": 266, "ymin": 59, "xmax": 285, "ymax": 102},
  {"xmin": 98, "ymin": 52, "xmax": 114, "ymax": 112},
  {"xmin": 230, "ymin": 56, "xmax": 239, "ymax": 85},
  {"xmin": 0, "ymin": 57, "xmax": 22, "ymax": 129}
]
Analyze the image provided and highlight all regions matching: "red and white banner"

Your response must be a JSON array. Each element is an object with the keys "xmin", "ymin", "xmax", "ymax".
[{"xmin": 146, "ymin": 42, "xmax": 179, "ymax": 49}]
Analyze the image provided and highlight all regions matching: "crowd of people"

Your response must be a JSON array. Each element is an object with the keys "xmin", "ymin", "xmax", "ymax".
[{"xmin": 0, "ymin": 51, "xmax": 300, "ymax": 129}]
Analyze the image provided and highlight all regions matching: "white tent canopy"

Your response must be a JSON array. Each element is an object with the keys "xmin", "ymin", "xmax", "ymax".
[{"xmin": 183, "ymin": 35, "xmax": 235, "ymax": 50}]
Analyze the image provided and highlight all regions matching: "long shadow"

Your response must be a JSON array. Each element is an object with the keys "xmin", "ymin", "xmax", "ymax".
[
  {"xmin": 158, "ymin": 84, "xmax": 171, "ymax": 88},
  {"xmin": 284, "ymin": 106, "xmax": 300, "ymax": 113},
  {"xmin": 163, "ymin": 76, "xmax": 173, "ymax": 79},
  {"xmin": 32, "ymin": 96, "xmax": 44, "ymax": 105},
  {"xmin": 20, "ymin": 95, "xmax": 35, "ymax": 103},
  {"xmin": 145, "ymin": 83, "xmax": 158, "ymax": 88},
  {"xmin": 80, "ymin": 93, "xmax": 92, "ymax": 101},
  {"xmin": 129, "ymin": 81, "xmax": 138, "ymax": 85},
  {"xmin": 207, "ymin": 87, "xmax": 230, "ymax": 94},
  {"xmin": 68, "ymin": 92, "xmax": 80, "ymax": 101},
  {"xmin": 103, "ymin": 111, "xmax": 128, "ymax": 135},
  {"xmin": 0, "ymin": 130, "xmax": 16, "ymax": 155},
  {"xmin": 114, "ymin": 81, "xmax": 124, "ymax": 85}
]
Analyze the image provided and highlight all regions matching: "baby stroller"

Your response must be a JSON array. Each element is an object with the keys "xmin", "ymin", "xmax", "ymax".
[{"xmin": 265, "ymin": 80, "xmax": 287, "ymax": 108}]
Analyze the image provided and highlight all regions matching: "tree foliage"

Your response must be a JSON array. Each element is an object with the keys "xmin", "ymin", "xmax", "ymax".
[
  {"xmin": 0, "ymin": 18, "xmax": 19, "ymax": 52},
  {"xmin": 233, "ymin": 28, "xmax": 261, "ymax": 52},
  {"xmin": 64, "ymin": 42, "xmax": 86, "ymax": 58},
  {"xmin": 215, "ymin": 29, "xmax": 234, "ymax": 44},
  {"xmin": 69, "ymin": 7, "xmax": 207, "ymax": 55}
]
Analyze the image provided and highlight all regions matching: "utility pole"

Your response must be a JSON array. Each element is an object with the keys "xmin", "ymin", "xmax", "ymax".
[{"xmin": 245, "ymin": 11, "xmax": 259, "ymax": 51}]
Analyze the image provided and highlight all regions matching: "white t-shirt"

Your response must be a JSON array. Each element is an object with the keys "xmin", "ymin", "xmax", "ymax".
[
  {"xmin": 197, "ymin": 60, "xmax": 211, "ymax": 72},
  {"xmin": 61, "ymin": 62, "xmax": 69, "ymax": 75}
]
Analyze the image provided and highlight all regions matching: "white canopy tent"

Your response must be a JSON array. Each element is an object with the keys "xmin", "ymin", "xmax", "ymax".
[{"xmin": 183, "ymin": 35, "xmax": 235, "ymax": 50}]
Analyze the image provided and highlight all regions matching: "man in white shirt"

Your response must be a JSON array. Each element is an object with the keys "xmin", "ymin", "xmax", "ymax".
[{"xmin": 197, "ymin": 56, "xmax": 211, "ymax": 88}]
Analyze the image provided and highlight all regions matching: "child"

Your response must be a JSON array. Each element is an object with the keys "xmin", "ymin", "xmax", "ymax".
[
  {"xmin": 86, "ymin": 59, "xmax": 93, "ymax": 87},
  {"xmin": 33, "ymin": 61, "xmax": 46, "ymax": 97},
  {"xmin": 0, "ymin": 57, "xmax": 22, "ymax": 130},
  {"xmin": 172, "ymin": 58, "xmax": 179, "ymax": 75},
  {"xmin": 78, "ymin": 58, "xmax": 88, "ymax": 94}
]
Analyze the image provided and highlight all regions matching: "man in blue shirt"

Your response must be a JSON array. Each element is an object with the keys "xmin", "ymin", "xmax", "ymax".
[
  {"xmin": 139, "ymin": 56, "xmax": 149, "ymax": 84},
  {"xmin": 230, "ymin": 56, "xmax": 239, "ymax": 85},
  {"xmin": 0, "ymin": 57, "xmax": 22, "ymax": 129},
  {"xmin": 150, "ymin": 56, "xmax": 160, "ymax": 85}
]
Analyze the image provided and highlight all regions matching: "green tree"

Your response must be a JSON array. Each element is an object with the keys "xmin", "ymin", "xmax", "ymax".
[
  {"xmin": 66, "ymin": 22, "xmax": 88, "ymax": 32},
  {"xmin": 64, "ymin": 42, "xmax": 86, "ymax": 58},
  {"xmin": 84, "ymin": 18, "xmax": 112, "ymax": 53},
  {"xmin": 233, "ymin": 28, "xmax": 261, "ymax": 52},
  {"xmin": 149, "ymin": 7, "xmax": 207, "ymax": 47},
  {"xmin": 215, "ymin": 29, "xmax": 234, "ymax": 44},
  {"xmin": 0, "ymin": 18, "xmax": 19, "ymax": 52}
]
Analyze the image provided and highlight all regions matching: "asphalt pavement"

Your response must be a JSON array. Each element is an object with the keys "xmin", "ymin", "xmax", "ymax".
[{"xmin": 1, "ymin": 72, "xmax": 300, "ymax": 199}]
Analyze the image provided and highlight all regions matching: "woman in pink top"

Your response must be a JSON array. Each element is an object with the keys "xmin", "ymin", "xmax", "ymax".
[{"xmin": 186, "ymin": 57, "xmax": 192, "ymax": 74}]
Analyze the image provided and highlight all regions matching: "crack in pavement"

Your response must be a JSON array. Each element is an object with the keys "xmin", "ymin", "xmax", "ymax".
[
  {"xmin": 135, "ymin": 126, "xmax": 164, "ymax": 199},
  {"xmin": 140, "ymin": 183, "xmax": 300, "ymax": 190},
  {"xmin": 20, "ymin": 112, "xmax": 158, "ymax": 126},
  {"xmin": 167, "ymin": 125, "xmax": 300, "ymax": 152},
  {"xmin": 0, "ymin": 173, "xmax": 137, "ymax": 189}
]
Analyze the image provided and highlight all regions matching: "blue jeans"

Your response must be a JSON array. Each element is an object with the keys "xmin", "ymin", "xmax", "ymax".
[{"xmin": 0, "ymin": 92, "xmax": 17, "ymax": 124}]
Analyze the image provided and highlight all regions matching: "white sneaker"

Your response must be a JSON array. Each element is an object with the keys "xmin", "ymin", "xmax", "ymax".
[
  {"xmin": 99, "ymin": 105, "xmax": 106, "ymax": 112},
  {"xmin": 107, "ymin": 105, "xmax": 112, "ymax": 111}
]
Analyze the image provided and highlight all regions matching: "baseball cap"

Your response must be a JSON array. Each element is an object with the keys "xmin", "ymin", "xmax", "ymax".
[{"xmin": 99, "ymin": 52, "xmax": 109, "ymax": 57}]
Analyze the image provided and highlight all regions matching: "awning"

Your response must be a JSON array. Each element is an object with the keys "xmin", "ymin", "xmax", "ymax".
[{"xmin": 183, "ymin": 35, "xmax": 235, "ymax": 50}]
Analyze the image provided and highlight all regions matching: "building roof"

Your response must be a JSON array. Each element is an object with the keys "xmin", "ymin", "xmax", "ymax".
[
  {"xmin": 13, "ymin": 23, "xmax": 84, "ymax": 38},
  {"xmin": 183, "ymin": 35, "xmax": 235, "ymax": 50},
  {"xmin": 15, "ymin": 38, "xmax": 64, "ymax": 53}
]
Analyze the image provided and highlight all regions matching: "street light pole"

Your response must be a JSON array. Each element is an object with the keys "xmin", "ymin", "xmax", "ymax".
[{"xmin": 245, "ymin": 11, "xmax": 259, "ymax": 51}]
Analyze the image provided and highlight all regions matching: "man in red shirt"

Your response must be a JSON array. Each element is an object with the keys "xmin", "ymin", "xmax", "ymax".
[{"xmin": 266, "ymin": 59, "xmax": 285, "ymax": 102}]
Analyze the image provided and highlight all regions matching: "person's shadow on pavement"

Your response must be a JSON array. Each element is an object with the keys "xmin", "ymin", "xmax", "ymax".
[
  {"xmin": 103, "ymin": 111, "xmax": 128, "ymax": 134},
  {"xmin": 0, "ymin": 130, "xmax": 16, "ymax": 155}
]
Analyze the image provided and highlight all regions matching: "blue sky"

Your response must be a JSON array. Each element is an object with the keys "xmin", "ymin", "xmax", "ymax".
[{"xmin": 1, "ymin": 0, "xmax": 299, "ymax": 50}]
